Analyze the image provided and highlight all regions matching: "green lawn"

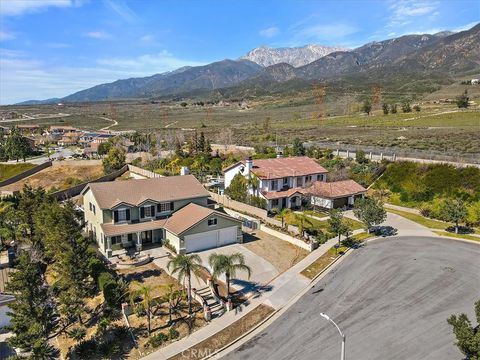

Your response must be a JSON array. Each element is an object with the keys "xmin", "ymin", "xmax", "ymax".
[
  {"xmin": 386, "ymin": 208, "xmax": 452, "ymax": 229},
  {"xmin": 0, "ymin": 163, "xmax": 37, "ymax": 182},
  {"xmin": 300, "ymin": 245, "xmax": 348, "ymax": 279},
  {"xmin": 349, "ymin": 232, "xmax": 375, "ymax": 242},
  {"xmin": 304, "ymin": 209, "xmax": 329, "ymax": 218},
  {"xmin": 433, "ymin": 231, "xmax": 480, "ymax": 242}
]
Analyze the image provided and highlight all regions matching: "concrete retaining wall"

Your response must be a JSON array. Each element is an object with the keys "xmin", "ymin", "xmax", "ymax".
[
  {"xmin": 0, "ymin": 161, "xmax": 52, "ymax": 188},
  {"xmin": 259, "ymin": 224, "xmax": 313, "ymax": 252}
]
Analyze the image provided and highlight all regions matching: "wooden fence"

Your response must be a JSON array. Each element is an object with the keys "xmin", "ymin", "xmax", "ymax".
[{"xmin": 0, "ymin": 161, "xmax": 52, "ymax": 188}]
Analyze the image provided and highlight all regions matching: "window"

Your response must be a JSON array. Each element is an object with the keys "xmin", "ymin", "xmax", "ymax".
[
  {"xmin": 305, "ymin": 175, "xmax": 312, "ymax": 184},
  {"xmin": 283, "ymin": 177, "xmax": 289, "ymax": 185},
  {"xmin": 272, "ymin": 199, "xmax": 279, "ymax": 206},
  {"xmin": 271, "ymin": 180, "xmax": 278, "ymax": 190},
  {"xmin": 111, "ymin": 236, "xmax": 121, "ymax": 245},
  {"xmin": 208, "ymin": 218, "xmax": 217, "ymax": 227},
  {"xmin": 117, "ymin": 209, "xmax": 127, "ymax": 222},
  {"xmin": 89, "ymin": 202, "xmax": 96, "ymax": 214},
  {"xmin": 144, "ymin": 206, "xmax": 152, "ymax": 218},
  {"xmin": 296, "ymin": 177, "xmax": 303, "ymax": 187},
  {"xmin": 317, "ymin": 174, "xmax": 322, "ymax": 181},
  {"xmin": 158, "ymin": 202, "xmax": 173, "ymax": 212}
]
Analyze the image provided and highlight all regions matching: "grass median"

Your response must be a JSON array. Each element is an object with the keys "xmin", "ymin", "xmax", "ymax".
[
  {"xmin": 386, "ymin": 208, "xmax": 452, "ymax": 229},
  {"xmin": 433, "ymin": 231, "xmax": 480, "ymax": 242}
]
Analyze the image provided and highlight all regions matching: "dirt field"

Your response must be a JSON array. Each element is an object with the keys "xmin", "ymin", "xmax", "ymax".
[
  {"xmin": 0, "ymin": 163, "xmax": 103, "ymax": 191},
  {"xmin": 242, "ymin": 230, "xmax": 308, "ymax": 273}
]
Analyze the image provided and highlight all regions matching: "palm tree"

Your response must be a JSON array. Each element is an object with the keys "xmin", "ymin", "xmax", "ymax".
[
  {"xmin": 162, "ymin": 283, "xmax": 183, "ymax": 325},
  {"xmin": 279, "ymin": 208, "xmax": 292, "ymax": 229},
  {"xmin": 208, "ymin": 253, "xmax": 252, "ymax": 297},
  {"xmin": 130, "ymin": 283, "xmax": 157, "ymax": 335},
  {"xmin": 247, "ymin": 174, "xmax": 260, "ymax": 196},
  {"xmin": 295, "ymin": 213, "xmax": 312, "ymax": 238},
  {"xmin": 167, "ymin": 254, "xmax": 205, "ymax": 317}
]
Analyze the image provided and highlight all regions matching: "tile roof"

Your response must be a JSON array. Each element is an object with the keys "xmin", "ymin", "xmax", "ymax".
[
  {"xmin": 163, "ymin": 203, "xmax": 240, "ymax": 235},
  {"xmin": 306, "ymin": 180, "xmax": 366, "ymax": 199},
  {"xmin": 261, "ymin": 187, "xmax": 306, "ymax": 200},
  {"xmin": 101, "ymin": 218, "xmax": 167, "ymax": 237},
  {"xmin": 83, "ymin": 175, "xmax": 210, "ymax": 209},
  {"xmin": 224, "ymin": 157, "xmax": 328, "ymax": 179}
]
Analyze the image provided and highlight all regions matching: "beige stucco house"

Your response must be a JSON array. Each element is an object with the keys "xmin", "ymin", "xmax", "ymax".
[{"xmin": 81, "ymin": 175, "xmax": 242, "ymax": 258}]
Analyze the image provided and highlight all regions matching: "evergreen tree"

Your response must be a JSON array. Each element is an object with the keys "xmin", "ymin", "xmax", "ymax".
[
  {"xmin": 224, "ymin": 173, "xmax": 248, "ymax": 202},
  {"xmin": 292, "ymin": 138, "xmax": 306, "ymax": 156},
  {"xmin": 401, "ymin": 101, "xmax": 412, "ymax": 113},
  {"xmin": 328, "ymin": 209, "xmax": 351, "ymax": 244},
  {"xmin": 102, "ymin": 147, "xmax": 126, "ymax": 174},
  {"xmin": 390, "ymin": 104, "xmax": 397, "ymax": 114},
  {"xmin": 362, "ymin": 99, "xmax": 372, "ymax": 115},
  {"xmin": 382, "ymin": 103, "xmax": 389, "ymax": 115},
  {"xmin": 5, "ymin": 126, "xmax": 31, "ymax": 162},
  {"xmin": 441, "ymin": 198, "xmax": 468, "ymax": 234},
  {"xmin": 447, "ymin": 299, "xmax": 480, "ymax": 360},
  {"xmin": 6, "ymin": 250, "xmax": 57, "ymax": 353},
  {"xmin": 353, "ymin": 197, "xmax": 387, "ymax": 232},
  {"xmin": 198, "ymin": 132, "xmax": 206, "ymax": 154},
  {"xmin": 456, "ymin": 90, "xmax": 470, "ymax": 108}
]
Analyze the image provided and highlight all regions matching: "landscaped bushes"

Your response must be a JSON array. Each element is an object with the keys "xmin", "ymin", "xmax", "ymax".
[{"xmin": 146, "ymin": 327, "xmax": 180, "ymax": 348}]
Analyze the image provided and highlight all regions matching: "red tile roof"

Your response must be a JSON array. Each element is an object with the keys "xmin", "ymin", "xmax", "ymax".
[
  {"xmin": 224, "ymin": 156, "xmax": 328, "ymax": 179},
  {"xmin": 306, "ymin": 180, "xmax": 366, "ymax": 199},
  {"xmin": 261, "ymin": 187, "xmax": 306, "ymax": 200}
]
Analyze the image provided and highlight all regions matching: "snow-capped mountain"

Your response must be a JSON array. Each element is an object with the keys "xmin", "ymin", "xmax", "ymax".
[{"xmin": 239, "ymin": 44, "xmax": 347, "ymax": 67}]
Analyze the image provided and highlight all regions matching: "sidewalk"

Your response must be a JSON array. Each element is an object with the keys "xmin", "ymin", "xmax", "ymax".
[
  {"xmin": 142, "ymin": 231, "xmax": 357, "ymax": 360},
  {"xmin": 384, "ymin": 203, "xmax": 421, "ymax": 214}
]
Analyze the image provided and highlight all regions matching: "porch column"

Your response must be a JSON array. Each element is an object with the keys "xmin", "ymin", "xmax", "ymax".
[
  {"xmin": 106, "ymin": 236, "xmax": 112, "ymax": 258},
  {"xmin": 136, "ymin": 232, "xmax": 142, "ymax": 252}
]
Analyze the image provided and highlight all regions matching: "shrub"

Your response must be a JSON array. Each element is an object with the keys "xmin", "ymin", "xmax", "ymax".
[
  {"xmin": 168, "ymin": 327, "xmax": 180, "ymax": 340},
  {"xmin": 98, "ymin": 272, "xmax": 115, "ymax": 292},
  {"xmin": 134, "ymin": 303, "xmax": 146, "ymax": 316},
  {"xmin": 67, "ymin": 327, "xmax": 87, "ymax": 342},
  {"xmin": 71, "ymin": 339, "xmax": 98, "ymax": 359},
  {"xmin": 146, "ymin": 332, "xmax": 169, "ymax": 348}
]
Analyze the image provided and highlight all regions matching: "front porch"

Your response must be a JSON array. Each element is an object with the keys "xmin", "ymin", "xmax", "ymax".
[
  {"xmin": 267, "ymin": 193, "xmax": 303, "ymax": 211},
  {"xmin": 101, "ymin": 219, "xmax": 166, "ymax": 258}
]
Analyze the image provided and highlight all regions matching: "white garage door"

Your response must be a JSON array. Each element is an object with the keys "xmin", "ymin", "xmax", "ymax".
[{"xmin": 184, "ymin": 226, "xmax": 238, "ymax": 253}]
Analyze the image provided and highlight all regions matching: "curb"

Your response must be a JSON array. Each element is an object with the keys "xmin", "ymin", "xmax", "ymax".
[{"xmin": 205, "ymin": 245, "xmax": 359, "ymax": 359}]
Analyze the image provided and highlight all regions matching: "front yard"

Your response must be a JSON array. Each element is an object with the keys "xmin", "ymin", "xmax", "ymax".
[
  {"xmin": 242, "ymin": 230, "xmax": 308, "ymax": 273},
  {"xmin": 56, "ymin": 262, "xmax": 207, "ymax": 359}
]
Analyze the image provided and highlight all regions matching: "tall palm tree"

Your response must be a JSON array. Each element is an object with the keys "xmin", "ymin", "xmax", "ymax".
[
  {"xmin": 208, "ymin": 253, "xmax": 252, "ymax": 297},
  {"xmin": 167, "ymin": 254, "xmax": 205, "ymax": 317},
  {"xmin": 130, "ymin": 283, "xmax": 157, "ymax": 335},
  {"xmin": 295, "ymin": 213, "xmax": 312, "ymax": 238}
]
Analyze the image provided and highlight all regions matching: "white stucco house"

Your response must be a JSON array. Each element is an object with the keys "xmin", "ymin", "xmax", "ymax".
[{"xmin": 223, "ymin": 156, "xmax": 329, "ymax": 211}]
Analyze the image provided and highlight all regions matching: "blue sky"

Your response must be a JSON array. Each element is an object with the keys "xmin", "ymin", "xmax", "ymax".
[{"xmin": 1, "ymin": 0, "xmax": 479, "ymax": 104}]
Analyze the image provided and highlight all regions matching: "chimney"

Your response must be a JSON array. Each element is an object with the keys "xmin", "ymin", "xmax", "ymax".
[
  {"xmin": 245, "ymin": 157, "xmax": 253, "ymax": 175},
  {"xmin": 276, "ymin": 152, "xmax": 283, "ymax": 158}
]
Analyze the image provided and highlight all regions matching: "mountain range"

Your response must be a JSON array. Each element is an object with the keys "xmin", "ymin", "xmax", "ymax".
[{"xmin": 18, "ymin": 23, "xmax": 480, "ymax": 104}]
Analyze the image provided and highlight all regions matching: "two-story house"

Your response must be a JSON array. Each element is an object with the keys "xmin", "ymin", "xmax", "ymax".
[
  {"xmin": 223, "ymin": 156, "xmax": 329, "ymax": 211},
  {"xmin": 81, "ymin": 175, "xmax": 242, "ymax": 258}
]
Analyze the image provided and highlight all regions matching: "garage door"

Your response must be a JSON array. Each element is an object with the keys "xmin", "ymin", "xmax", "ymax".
[{"xmin": 184, "ymin": 226, "xmax": 238, "ymax": 253}]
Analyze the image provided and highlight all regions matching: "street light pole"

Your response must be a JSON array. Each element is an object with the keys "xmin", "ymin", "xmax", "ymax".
[{"xmin": 320, "ymin": 312, "xmax": 345, "ymax": 360}]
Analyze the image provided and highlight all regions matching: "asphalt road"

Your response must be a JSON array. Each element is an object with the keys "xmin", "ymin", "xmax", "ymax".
[{"xmin": 223, "ymin": 236, "xmax": 480, "ymax": 360}]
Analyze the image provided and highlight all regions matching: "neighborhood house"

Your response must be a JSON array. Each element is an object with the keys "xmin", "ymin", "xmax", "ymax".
[
  {"xmin": 81, "ymin": 175, "xmax": 242, "ymax": 258},
  {"xmin": 223, "ymin": 156, "xmax": 366, "ymax": 211}
]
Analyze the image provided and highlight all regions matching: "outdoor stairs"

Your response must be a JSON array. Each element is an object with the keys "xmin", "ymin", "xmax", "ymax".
[{"xmin": 196, "ymin": 286, "xmax": 225, "ymax": 319}]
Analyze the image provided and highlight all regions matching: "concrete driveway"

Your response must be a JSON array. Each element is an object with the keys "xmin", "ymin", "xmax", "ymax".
[
  {"xmin": 224, "ymin": 236, "xmax": 480, "ymax": 360},
  {"xmin": 197, "ymin": 243, "xmax": 279, "ymax": 293}
]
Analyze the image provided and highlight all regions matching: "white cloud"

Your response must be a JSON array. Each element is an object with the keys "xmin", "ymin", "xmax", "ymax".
[
  {"xmin": 0, "ymin": 30, "xmax": 16, "ymax": 40},
  {"xmin": 286, "ymin": 20, "xmax": 358, "ymax": 45},
  {"xmin": 259, "ymin": 26, "xmax": 279, "ymax": 38},
  {"xmin": 97, "ymin": 51, "xmax": 204, "ymax": 71},
  {"xmin": 0, "ymin": 48, "xmax": 205, "ymax": 104},
  {"xmin": 0, "ymin": 0, "xmax": 82, "ymax": 16},
  {"xmin": 452, "ymin": 21, "xmax": 478, "ymax": 32},
  {"xmin": 103, "ymin": 0, "xmax": 138, "ymax": 23},
  {"xmin": 388, "ymin": 1, "xmax": 439, "ymax": 29},
  {"xmin": 84, "ymin": 31, "xmax": 111, "ymax": 39}
]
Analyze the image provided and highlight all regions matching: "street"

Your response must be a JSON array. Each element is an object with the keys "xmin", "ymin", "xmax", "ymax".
[{"xmin": 224, "ymin": 236, "xmax": 480, "ymax": 360}]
